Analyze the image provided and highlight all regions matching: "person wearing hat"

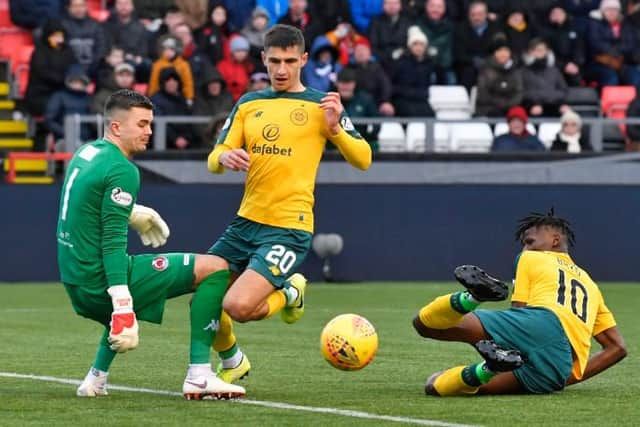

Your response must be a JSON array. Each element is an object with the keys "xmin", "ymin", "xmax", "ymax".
[
  {"xmin": 45, "ymin": 64, "xmax": 93, "ymax": 142},
  {"xmin": 193, "ymin": 62, "xmax": 234, "ymax": 144},
  {"xmin": 148, "ymin": 35, "xmax": 195, "ymax": 103},
  {"xmin": 241, "ymin": 6, "xmax": 271, "ymax": 63},
  {"xmin": 90, "ymin": 62, "xmax": 137, "ymax": 114},
  {"xmin": 301, "ymin": 35, "xmax": 342, "ymax": 92},
  {"xmin": 476, "ymin": 38, "xmax": 524, "ymax": 117},
  {"xmin": 390, "ymin": 25, "xmax": 436, "ymax": 117},
  {"xmin": 585, "ymin": 0, "xmax": 640, "ymax": 86},
  {"xmin": 551, "ymin": 109, "xmax": 592, "ymax": 152},
  {"xmin": 216, "ymin": 34, "xmax": 256, "ymax": 101},
  {"xmin": 333, "ymin": 67, "xmax": 380, "ymax": 151},
  {"xmin": 248, "ymin": 71, "xmax": 271, "ymax": 92},
  {"xmin": 491, "ymin": 106, "xmax": 545, "ymax": 152}
]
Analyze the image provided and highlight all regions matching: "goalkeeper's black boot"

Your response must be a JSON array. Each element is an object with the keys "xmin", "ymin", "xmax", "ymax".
[
  {"xmin": 454, "ymin": 265, "xmax": 508, "ymax": 302},
  {"xmin": 475, "ymin": 340, "xmax": 524, "ymax": 372}
]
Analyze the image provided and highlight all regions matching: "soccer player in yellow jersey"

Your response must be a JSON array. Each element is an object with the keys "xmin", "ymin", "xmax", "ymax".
[
  {"xmin": 413, "ymin": 210, "xmax": 627, "ymax": 395},
  {"xmin": 204, "ymin": 24, "xmax": 372, "ymax": 382}
]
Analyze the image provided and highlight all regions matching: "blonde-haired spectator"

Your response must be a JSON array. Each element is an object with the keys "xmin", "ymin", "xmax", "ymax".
[{"xmin": 551, "ymin": 110, "xmax": 593, "ymax": 152}]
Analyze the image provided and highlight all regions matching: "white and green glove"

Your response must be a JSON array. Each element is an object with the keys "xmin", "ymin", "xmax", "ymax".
[
  {"xmin": 107, "ymin": 285, "xmax": 139, "ymax": 353},
  {"xmin": 129, "ymin": 203, "xmax": 170, "ymax": 248}
]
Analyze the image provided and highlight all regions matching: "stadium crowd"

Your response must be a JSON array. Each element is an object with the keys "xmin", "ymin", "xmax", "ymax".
[{"xmin": 10, "ymin": 0, "xmax": 640, "ymax": 151}]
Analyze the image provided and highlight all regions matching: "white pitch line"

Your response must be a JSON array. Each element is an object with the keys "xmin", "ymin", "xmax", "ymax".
[{"xmin": 0, "ymin": 372, "xmax": 481, "ymax": 427}]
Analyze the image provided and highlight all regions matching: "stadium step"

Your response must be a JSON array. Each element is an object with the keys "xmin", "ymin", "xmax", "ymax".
[
  {"xmin": 3, "ymin": 157, "xmax": 47, "ymax": 172},
  {"xmin": 0, "ymin": 82, "xmax": 10, "ymax": 97},
  {"xmin": 0, "ymin": 138, "xmax": 33, "ymax": 149},
  {"xmin": 11, "ymin": 176, "xmax": 54, "ymax": 184},
  {"xmin": 0, "ymin": 119, "xmax": 27, "ymax": 134}
]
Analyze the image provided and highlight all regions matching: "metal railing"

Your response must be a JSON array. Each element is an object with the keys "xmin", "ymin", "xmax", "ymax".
[{"xmin": 62, "ymin": 114, "xmax": 640, "ymax": 154}]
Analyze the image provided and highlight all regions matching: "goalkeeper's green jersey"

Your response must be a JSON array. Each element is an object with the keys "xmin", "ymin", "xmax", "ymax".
[{"xmin": 57, "ymin": 139, "xmax": 139, "ymax": 293}]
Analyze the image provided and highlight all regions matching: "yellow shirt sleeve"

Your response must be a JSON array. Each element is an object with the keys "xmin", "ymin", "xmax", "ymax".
[
  {"xmin": 592, "ymin": 296, "xmax": 617, "ymax": 336},
  {"xmin": 512, "ymin": 251, "xmax": 533, "ymax": 303},
  {"xmin": 329, "ymin": 127, "xmax": 372, "ymax": 171},
  {"xmin": 207, "ymin": 105, "xmax": 246, "ymax": 174}
]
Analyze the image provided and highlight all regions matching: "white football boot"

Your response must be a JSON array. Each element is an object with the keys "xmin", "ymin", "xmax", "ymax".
[
  {"xmin": 183, "ymin": 373, "xmax": 246, "ymax": 400},
  {"xmin": 76, "ymin": 368, "xmax": 109, "ymax": 397}
]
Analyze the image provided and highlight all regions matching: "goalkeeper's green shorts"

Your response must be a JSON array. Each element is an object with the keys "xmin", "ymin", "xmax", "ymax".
[
  {"xmin": 208, "ymin": 216, "xmax": 312, "ymax": 288},
  {"xmin": 475, "ymin": 306, "xmax": 574, "ymax": 394},
  {"xmin": 63, "ymin": 253, "xmax": 195, "ymax": 326}
]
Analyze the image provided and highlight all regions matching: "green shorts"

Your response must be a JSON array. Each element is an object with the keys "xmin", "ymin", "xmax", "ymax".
[
  {"xmin": 474, "ymin": 306, "xmax": 573, "ymax": 394},
  {"xmin": 208, "ymin": 216, "xmax": 312, "ymax": 288},
  {"xmin": 63, "ymin": 253, "xmax": 196, "ymax": 326}
]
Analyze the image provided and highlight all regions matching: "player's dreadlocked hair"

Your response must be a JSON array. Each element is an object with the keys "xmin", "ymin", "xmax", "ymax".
[{"xmin": 515, "ymin": 208, "xmax": 576, "ymax": 247}]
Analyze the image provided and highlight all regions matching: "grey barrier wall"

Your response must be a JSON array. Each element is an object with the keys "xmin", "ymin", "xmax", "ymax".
[{"xmin": 1, "ymin": 184, "xmax": 638, "ymax": 282}]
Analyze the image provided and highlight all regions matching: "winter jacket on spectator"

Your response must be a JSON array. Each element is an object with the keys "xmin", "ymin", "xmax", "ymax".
[
  {"xmin": 453, "ymin": 18, "xmax": 502, "ymax": 88},
  {"xmin": 223, "ymin": 0, "xmax": 256, "ymax": 32},
  {"xmin": 62, "ymin": 11, "xmax": 107, "ymax": 77},
  {"xmin": 194, "ymin": 3, "xmax": 230, "ymax": 66},
  {"xmin": 349, "ymin": 0, "xmax": 383, "ymax": 34},
  {"xmin": 241, "ymin": 7, "xmax": 270, "ymax": 62},
  {"xmin": 45, "ymin": 64, "xmax": 91, "ymax": 140},
  {"xmin": 491, "ymin": 132, "xmax": 546, "ymax": 151},
  {"xmin": 277, "ymin": 7, "xmax": 322, "ymax": 51},
  {"xmin": 9, "ymin": 0, "xmax": 63, "ymax": 29},
  {"xmin": 550, "ymin": 132, "xmax": 592, "ymax": 152},
  {"xmin": 216, "ymin": 52, "xmax": 255, "ymax": 102},
  {"xmin": 193, "ymin": 64, "xmax": 234, "ymax": 144},
  {"xmin": 538, "ymin": 13, "xmax": 585, "ymax": 85},
  {"xmin": 346, "ymin": 60, "xmax": 392, "ymax": 106},
  {"xmin": 586, "ymin": 14, "xmax": 639, "ymax": 66},
  {"xmin": 503, "ymin": 13, "xmax": 536, "ymax": 61},
  {"xmin": 148, "ymin": 36, "xmax": 195, "ymax": 101},
  {"xmin": 103, "ymin": 9, "xmax": 150, "ymax": 59},
  {"xmin": 257, "ymin": 0, "xmax": 288, "ymax": 26},
  {"xmin": 133, "ymin": 0, "xmax": 174, "ymax": 20},
  {"xmin": 341, "ymin": 90, "xmax": 380, "ymax": 151},
  {"xmin": 302, "ymin": 36, "xmax": 342, "ymax": 92},
  {"xmin": 368, "ymin": 11, "xmax": 412, "ymax": 71},
  {"xmin": 522, "ymin": 53, "xmax": 568, "ymax": 107},
  {"xmin": 175, "ymin": 0, "xmax": 208, "ymax": 30},
  {"xmin": 476, "ymin": 57, "xmax": 524, "ymax": 117},
  {"xmin": 561, "ymin": 0, "xmax": 600, "ymax": 21},
  {"xmin": 150, "ymin": 67, "xmax": 198, "ymax": 149},
  {"xmin": 418, "ymin": 15, "xmax": 454, "ymax": 69},
  {"xmin": 390, "ymin": 52, "xmax": 437, "ymax": 117},
  {"xmin": 25, "ymin": 19, "xmax": 77, "ymax": 117},
  {"xmin": 308, "ymin": 0, "xmax": 354, "ymax": 33}
]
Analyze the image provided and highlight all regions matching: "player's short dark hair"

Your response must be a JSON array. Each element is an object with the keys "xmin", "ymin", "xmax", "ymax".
[
  {"xmin": 515, "ymin": 208, "xmax": 576, "ymax": 247},
  {"xmin": 104, "ymin": 89, "xmax": 153, "ymax": 126},
  {"xmin": 264, "ymin": 24, "xmax": 305, "ymax": 52}
]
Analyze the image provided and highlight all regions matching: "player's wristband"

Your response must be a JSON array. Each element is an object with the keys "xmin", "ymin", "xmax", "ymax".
[{"xmin": 107, "ymin": 285, "xmax": 133, "ymax": 313}]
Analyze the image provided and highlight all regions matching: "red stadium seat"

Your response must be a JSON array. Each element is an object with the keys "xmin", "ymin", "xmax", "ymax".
[
  {"xmin": 0, "ymin": 30, "xmax": 33, "ymax": 62},
  {"xmin": 601, "ymin": 86, "xmax": 637, "ymax": 136},
  {"xmin": 13, "ymin": 44, "xmax": 34, "ymax": 97},
  {"xmin": 0, "ymin": 0, "xmax": 11, "ymax": 28}
]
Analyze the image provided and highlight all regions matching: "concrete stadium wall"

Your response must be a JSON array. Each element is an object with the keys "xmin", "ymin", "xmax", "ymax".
[{"xmin": 1, "ymin": 184, "xmax": 639, "ymax": 282}]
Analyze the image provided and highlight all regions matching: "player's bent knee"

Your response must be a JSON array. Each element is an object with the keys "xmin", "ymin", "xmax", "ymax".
[
  {"xmin": 425, "ymin": 371, "xmax": 443, "ymax": 396},
  {"xmin": 193, "ymin": 254, "xmax": 229, "ymax": 284},
  {"xmin": 222, "ymin": 298, "xmax": 254, "ymax": 323}
]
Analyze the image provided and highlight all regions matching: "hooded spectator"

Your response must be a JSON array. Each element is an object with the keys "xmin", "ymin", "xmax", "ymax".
[
  {"xmin": 90, "ymin": 62, "xmax": 136, "ymax": 114},
  {"xmin": 491, "ymin": 106, "xmax": 546, "ymax": 151},
  {"xmin": 302, "ymin": 36, "xmax": 342, "ymax": 92},
  {"xmin": 193, "ymin": 64, "xmax": 234, "ymax": 143},
  {"xmin": 241, "ymin": 7, "xmax": 271, "ymax": 63},
  {"xmin": 217, "ymin": 35, "xmax": 256, "ymax": 101},
  {"xmin": 148, "ymin": 35, "xmax": 195, "ymax": 102},
  {"xmin": 45, "ymin": 64, "xmax": 92, "ymax": 141},
  {"xmin": 503, "ymin": 6, "xmax": 535, "ymax": 62},
  {"xmin": 248, "ymin": 71, "xmax": 271, "ymax": 92}
]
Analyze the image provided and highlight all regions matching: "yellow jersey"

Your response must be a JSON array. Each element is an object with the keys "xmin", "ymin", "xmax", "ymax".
[
  {"xmin": 207, "ymin": 87, "xmax": 371, "ymax": 233},
  {"xmin": 513, "ymin": 250, "xmax": 617, "ymax": 379}
]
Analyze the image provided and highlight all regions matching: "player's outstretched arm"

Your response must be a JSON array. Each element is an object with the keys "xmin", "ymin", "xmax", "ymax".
[{"xmin": 566, "ymin": 326, "xmax": 627, "ymax": 385}]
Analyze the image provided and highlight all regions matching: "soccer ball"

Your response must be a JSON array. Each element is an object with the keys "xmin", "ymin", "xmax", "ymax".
[{"xmin": 320, "ymin": 313, "xmax": 378, "ymax": 371}]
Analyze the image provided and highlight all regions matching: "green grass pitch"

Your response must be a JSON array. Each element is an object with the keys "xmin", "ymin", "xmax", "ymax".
[{"xmin": 0, "ymin": 282, "xmax": 638, "ymax": 426}]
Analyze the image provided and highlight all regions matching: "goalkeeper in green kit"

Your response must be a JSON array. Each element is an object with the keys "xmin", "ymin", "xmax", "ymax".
[{"xmin": 56, "ymin": 89, "xmax": 244, "ymax": 400}]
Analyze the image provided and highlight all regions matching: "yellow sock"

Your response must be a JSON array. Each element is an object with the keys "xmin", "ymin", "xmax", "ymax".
[
  {"xmin": 213, "ymin": 310, "xmax": 236, "ymax": 352},
  {"xmin": 265, "ymin": 290, "xmax": 287, "ymax": 318},
  {"xmin": 433, "ymin": 366, "xmax": 479, "ymax": 396},
  {"xmin": 418, "ymin": 294, "xmax": 465, "ymax": 329}
]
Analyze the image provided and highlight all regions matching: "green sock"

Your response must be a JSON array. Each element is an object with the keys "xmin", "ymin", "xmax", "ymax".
[
  {"xmin": 190, "ymin": 270, "xmax": 229, "ymax": 364},
  {"xmin": 450, "ymin": 291, "xmax": 480, "ymax": 313},
  {"xmin": 218, "ymin": 343, "xmax": 238, "ymax": 360},
  {"xmin": 461, "ymin": 362, "xmax": 496, "ymax": 387},
  {"xmin": 92, "ymin": 329, "xmax": 117, "ymax": 372}
]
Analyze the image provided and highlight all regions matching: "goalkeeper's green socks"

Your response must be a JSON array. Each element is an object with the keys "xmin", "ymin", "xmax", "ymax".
[
  {"xmin": 189, "ymin": 270, "xmax": 229, "ymax": 364},
  {"xmin": 417, "ymin": 291, "xmax": 480, "ymax": 330},
  {"xmin": 92, "ymin": 329, "xmax": 117, "ymax": 372}
]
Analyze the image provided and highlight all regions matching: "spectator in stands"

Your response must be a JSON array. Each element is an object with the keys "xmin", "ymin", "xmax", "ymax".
[
  {"xmin": 146, "ymin": 6, "xmax": 185, "ymax": 60},
  {"xmin": 95, "ymin": 45, "xmax": 125, "ymax": 92},
  {"xmin": 538, "ymin": 4, "xmax": 585, "ymax": 87},
  {"xmin": 503, "ymin": 6, "xmax": 535, "ymax": 62},
  {"xmin": 349, "ymin": 0, "xmax": 384, "ymax": 34},
  {"xmin": 585, "ymin": 0, "xmax": 640, "ymax": 87},
  {"xmin": 453, "ymin": 0, "xmax": 502, "ymax": 90},
  {"xmin": 241, "ymin": 7, "xmax": 271, "ymax": 63},
  {"xmin": 522, "ymin": 38, "xmax": 570, "ymax": 118},
  {"xmin": 277, "ymin": 0, "xmax": 321, "ymax": 50},
  {"xmin": 561, "ymin": 0, "xmax": 600, "ymax": 32},
  {"xmin": 173, "ymin": 23, "xmax": 197, "ymax": 60},
  {"xmin": 524, "ymin": 0, "xmax": 561, "ymax": 29},
  {"xmin": 103, "ymin": 0, "xmax": 150, "ymax": 74},
  {"xmin": 302, "ymin": 36, "xmax": 341, "ymax": 92},
  {"xmin": 45, "ymin": 64, "xmax": 92, "ymax": 142},
  {"xmin": 257, "ymin": 0, "xmax": 288, "ymax": 26},
  {"xmin": 148, "ymin": 36, "xmax": 195, "ymax": 104},
  {"xmin": 25, "ymin": 19, "xmax": 76, "ymax": 117},
  {"xmin": 475, "ymin": 39, "xmax": 523, "ymax": 117},
  {"xmin": 133, "ymin": 0, "xmax": 174, "ymax": 21},
  {"xmin": 223, "ymin": 0, "xmax": 257, "ymax": 32},
  {"xmin": 62, "ymin": 0, "xmax": 107, "ymax": 78},
  {"xmin": 334, "ymin": 67, "xmax": 380, "ymax": 151},
  {"xmin": 150, "ymin": 67, "xmax": 198, "ymax": 149},
  {"xmin": 308, "ymin": 0, "xmax": 354, "ymax": 34},
  {"xmin": 90, "ymin": 62, "xmax": 136, "ymax": 113},
  {"xmin": 175, "ymin": 0, "xmax": 208, "ymax": 30},
  {"xmin": 194, "ymin": 3, "xmax": 230, "ymax": 66},
  {"xmin": 9, "ymin": 0, "xmax": 64, "ymax": 29},
  {"xmin": 390, "ymin": 26, "xmax": 436, "ymax": 117},
  {"xmin": 325, "ymin": 22, "xmax": 368, "ymax": 66},
  {"xmin": 491, "ymin": 106, "xmax": 546, "ymax": 151},
  {"xmin": 193, "ymin": 64, "xmax": 234, "ymax": 145},
  {"xmin": 368, "ymin": 0, "xmax": 412, "ymax": 72},
  {"xmin": 347, "ymin": 38, "xmax": 395, "ymax": 116},
  {"xmin": 248, "ymin": 71, "xmax": 271, "ymax": 91},
  {"xmin": 551, "ymin": 109, "xmax": 593, "ymax": 152},
  {"xmin": 217, "ymin": 35, "xmax": 255, "ymax": 101},
  {"xmin": 417, "ymin": 0, "xmax": 455, "ymax": 84}
]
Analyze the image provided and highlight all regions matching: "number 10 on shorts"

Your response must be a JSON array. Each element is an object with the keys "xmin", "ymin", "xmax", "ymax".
[{"xmin": 265, "ymin": 245, "xmax": 297, "ymax": 274}]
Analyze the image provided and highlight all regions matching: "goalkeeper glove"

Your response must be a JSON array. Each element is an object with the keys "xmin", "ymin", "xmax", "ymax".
[
  {"xmin": 129, "ymin": 203, "xmax": 170, "ymax": 248},
  {"xmin": 107, "ymin": 285, "xmax": 139, "ymax": 353}
]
